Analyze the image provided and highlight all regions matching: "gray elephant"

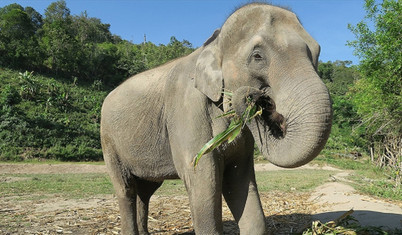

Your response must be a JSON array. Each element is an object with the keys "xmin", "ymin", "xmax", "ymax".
[{"xmin": 100, "ymin": 3, "xmax": 332, "ymax": 235}]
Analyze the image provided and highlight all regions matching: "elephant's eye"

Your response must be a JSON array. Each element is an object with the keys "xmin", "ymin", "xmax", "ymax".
[
  {"xmin": 252, "ymin": 52, "xmax": 263, "ymax": 61},
  {"xmin": 248, "ymin": 49, "xmax": 266, "ymax": 67}
]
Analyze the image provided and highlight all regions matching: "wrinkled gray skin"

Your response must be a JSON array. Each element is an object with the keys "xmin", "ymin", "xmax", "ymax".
[{"xmin": 101, "ymin": 3, "xmax": 332, "ymax": 235}]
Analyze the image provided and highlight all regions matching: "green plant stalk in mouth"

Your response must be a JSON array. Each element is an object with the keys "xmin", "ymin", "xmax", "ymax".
[{"xmin": 193, "ymin": 96, "xmax": 262, "ymax": 168}]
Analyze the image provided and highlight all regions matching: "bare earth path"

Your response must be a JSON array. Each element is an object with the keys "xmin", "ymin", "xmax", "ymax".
[
  {"xmin": 0, "ymin": 163, "xmax": 401, "ymax": 234},
  {"xmin": 258, "ymin": 164, "xmax": 402, "ymax": 230}
]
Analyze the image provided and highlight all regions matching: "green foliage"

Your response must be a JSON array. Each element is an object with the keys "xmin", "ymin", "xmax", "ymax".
[
  {"xmin": 0, "ymin": 1, "xmax": 194, "ymax": 161},
  {"xmin": 72, "ymin": 11, "xmax": 113, "ymax": 44},
  {"xmin": 45, "ymin": 143, "xmax": 103, "ymax": 161},
  {"xmin": 347, "ymin": 0, "xmax": 401, "ymax": 187},
  {"xmin": 314, "ymin": 155, "xmax": 401, "ymax": 201},
  {"xmin": 115, "ymin": 37, "xmax": 194, "ymax": 80},
  {"xmin": 0, "ymin": 3, "xmax": 42, "ymax": 69},
  {"xmin": 19, "ymin": 71, "xmax": 41, "ymax": 100},
  {"xmin": 44, "ymin": 0, "xmax": 70, "ymax": 23},
  {"xmin": 347, "ymin": 0, "xmax": 401, "ymax": 140},
  {"xmin": 318, "ymin": 60, "xmax": 358, "ymax": 96},
  {"xmin": 351, "ymin": 173, "xmax": 401, "ymax": 201},
  {"xmin": 0, "ymin": 69, "xmax": 107, "ymax": 161},
  {"xmin": 0, "ymin": 84, "xmax": 20, "ymax": 106},
  {"xmin": 317, "ymin": 57, "xmax": 401, "ymax": 198},
  {"xmin": 0, "ymin": 1, "xmax": 194, "ymax": 85},
  {"xmin": 318, "ymin": 61, "xmax": 365, "ymax": 155}
]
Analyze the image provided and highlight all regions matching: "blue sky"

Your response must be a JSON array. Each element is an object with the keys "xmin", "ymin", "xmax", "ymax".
[{"xmin": 1, "ymin": 0, "xmax": 366, "ymax": 64}]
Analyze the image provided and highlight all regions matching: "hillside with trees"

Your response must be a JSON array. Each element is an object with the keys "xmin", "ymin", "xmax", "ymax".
[
  {"xmin": 0, "ymin": 1, "xmax": 194, "ymax": 161},
  {"xmin": 0, "ymin": 0, "xmax": 400, "ymax": 188},
  {"xmin": 0, "ymin": 1, "xmax": 194, "ymax": 85}
]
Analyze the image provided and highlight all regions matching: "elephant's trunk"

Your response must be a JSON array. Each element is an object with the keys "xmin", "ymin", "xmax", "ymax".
[{"xmin": 233, "ymin": 72, "xmax": 332, "ymax": 168}]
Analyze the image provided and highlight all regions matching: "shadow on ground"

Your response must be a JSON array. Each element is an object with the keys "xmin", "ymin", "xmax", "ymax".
[
  {"xmin": 313, "ymin": 210, "xmax": 402, "ymax": 231},
  {"xmin": 174, "ymin": 213, "xmax": 312, "ymax": 235},
  {"xmin": 177, "ymin": 211, "xmax": 402, "ymax": 235}
]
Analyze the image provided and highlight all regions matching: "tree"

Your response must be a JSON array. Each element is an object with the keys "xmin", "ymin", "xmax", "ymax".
[
  {"xmin": 0, "ymin": 4, "xmax": 42, "ymax": 68},
  {"xmin": 318, "ymin": 61, "xmax": 334, "ymax": 82},
  {"xmin": 318, "ymin": 61, "xmax": 363, "ymax": 153},
  {"xmin": 165, "ymin": 36, "xmax": 193, "ymax": 61},
  {"xmin": 24, "ymin": 6, "xmax": 43, "ymax": 32},
  {"xmin": 44, "ymin": 0, "xmax": 70, "ymax": 24},
  {"xmin": 72, "ymin": 11, "xmax": 113, "ymax": 44},
  {"xmin": 348, "ymin": 0, "xmax": 401, "ymax": 137},
  {"xmin": 0, "ymin": 1, "xmax": 194, "ymax": 84},
  {"xmin": 116, "ymin": 41, "xmax": 148, "ymax": 78},
  {"xmin": 348, "ymin": 0, "xmax": 401, "ymax": 178},
  {"xmin": 0, "ymin": 4, "xmax": 33, "ymax": 38},
  {"xmin": 40, "ymin": 0, "xmax": 81, "ymax": 75},
  {"xmin": 319, "ymin": 60, "xmax": 358, "ymax": 95}
]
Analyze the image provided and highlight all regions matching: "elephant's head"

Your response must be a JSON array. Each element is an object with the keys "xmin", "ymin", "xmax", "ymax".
[{"xmin": 195, "ymin": 3, "xmax": 332, "ymax": 168}]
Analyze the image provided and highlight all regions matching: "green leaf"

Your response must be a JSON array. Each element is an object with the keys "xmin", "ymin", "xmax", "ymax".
[
  {"xmin": 247, "ymin": 105, "xmax": 263, "ymax": 121},
  {"xmin": 193, "ymin": 119, "xmax": 243, "ymax": 167},
  {"xmin": 214, "ymin": 110, "xmax": 236, "ymax": 119},
  {"xmin": 222, "ymin": 91, "xmax": 233, "ymax": 97},
  {"xmin": 193, "ymin": 100, "xmax": 263, "ymax": 168},
  {"xmin": 227, "ymin": 123, "xmax": 242, "ymax": 143}
]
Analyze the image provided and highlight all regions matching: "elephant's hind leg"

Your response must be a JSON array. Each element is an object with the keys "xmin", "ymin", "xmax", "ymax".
[
  {"xmin": 103, "ymin": 152, "xmax": 139, "ymax": 234},
  {"xmin": 115, "ymin": 177, "xmax": 139, "ymax": 235},
  {"xmin": 136, "ymin": 179, "xmax": 163, "ymax": 235}
]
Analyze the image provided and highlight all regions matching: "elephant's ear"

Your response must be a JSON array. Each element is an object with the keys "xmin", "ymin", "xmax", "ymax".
[
  {"xmin": 297, "ymin": 28, "xmax": 321, "ymax": 69},
  {"xmin": 195, "ymin": 29, "xmax": 223, "ymax": 102}
]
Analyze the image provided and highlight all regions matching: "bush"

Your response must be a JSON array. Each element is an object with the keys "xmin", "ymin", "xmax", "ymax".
[
  {"xmin": 0, "ymin": 69, "xmax": 106, "ymax": 162},
  {"xmin": 0, "ymin": 146, "xmax": 23, "ymax": 161},
  {"xmin": 0, "ymin": 84, "xmax": 21, "ymax": 106},
  {"xmin": 44, "ymin": 143, "xmax": 102, "ymax": 161}
]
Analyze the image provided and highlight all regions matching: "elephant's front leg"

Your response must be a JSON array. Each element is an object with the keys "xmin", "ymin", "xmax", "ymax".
[
  {"xmin": 222, "ymin": 155, "xmax": 267, "ymax": 234},
  {"xmin": 182, "ymin": 152, "xmax": 224, "ymax": 234}
]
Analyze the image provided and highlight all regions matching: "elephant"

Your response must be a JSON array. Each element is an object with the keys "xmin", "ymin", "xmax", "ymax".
[{"xmin": 100, "ymin": 3, "xmax": 332, "ymax": 235}]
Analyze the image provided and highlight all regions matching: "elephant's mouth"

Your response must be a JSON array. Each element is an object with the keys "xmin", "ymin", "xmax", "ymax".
[
  {"xmin": 231, "ymin": 86, "xmax": 287, "ymax": 139},
  {"xmin": 254, "ymin": 93, "xmax": 287, "ymax": 139}
]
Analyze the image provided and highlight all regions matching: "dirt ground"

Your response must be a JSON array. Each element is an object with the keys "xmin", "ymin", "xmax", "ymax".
[{"xmin": 0, "ymin": 163, "xmax": 401, "ymax": 234}]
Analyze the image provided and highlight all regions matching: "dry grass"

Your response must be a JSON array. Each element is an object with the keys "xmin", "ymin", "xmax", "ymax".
[
  {"xmin": 0, "ymin": 192, "xmax": 315, "ymax": 234},
  {"xmin": 0, "ymin": 169, "xmax": 334, "ymax": 234},
  {"xmin": 1, "ymin": 165, "xmax": 399, "ymax": 234}
]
